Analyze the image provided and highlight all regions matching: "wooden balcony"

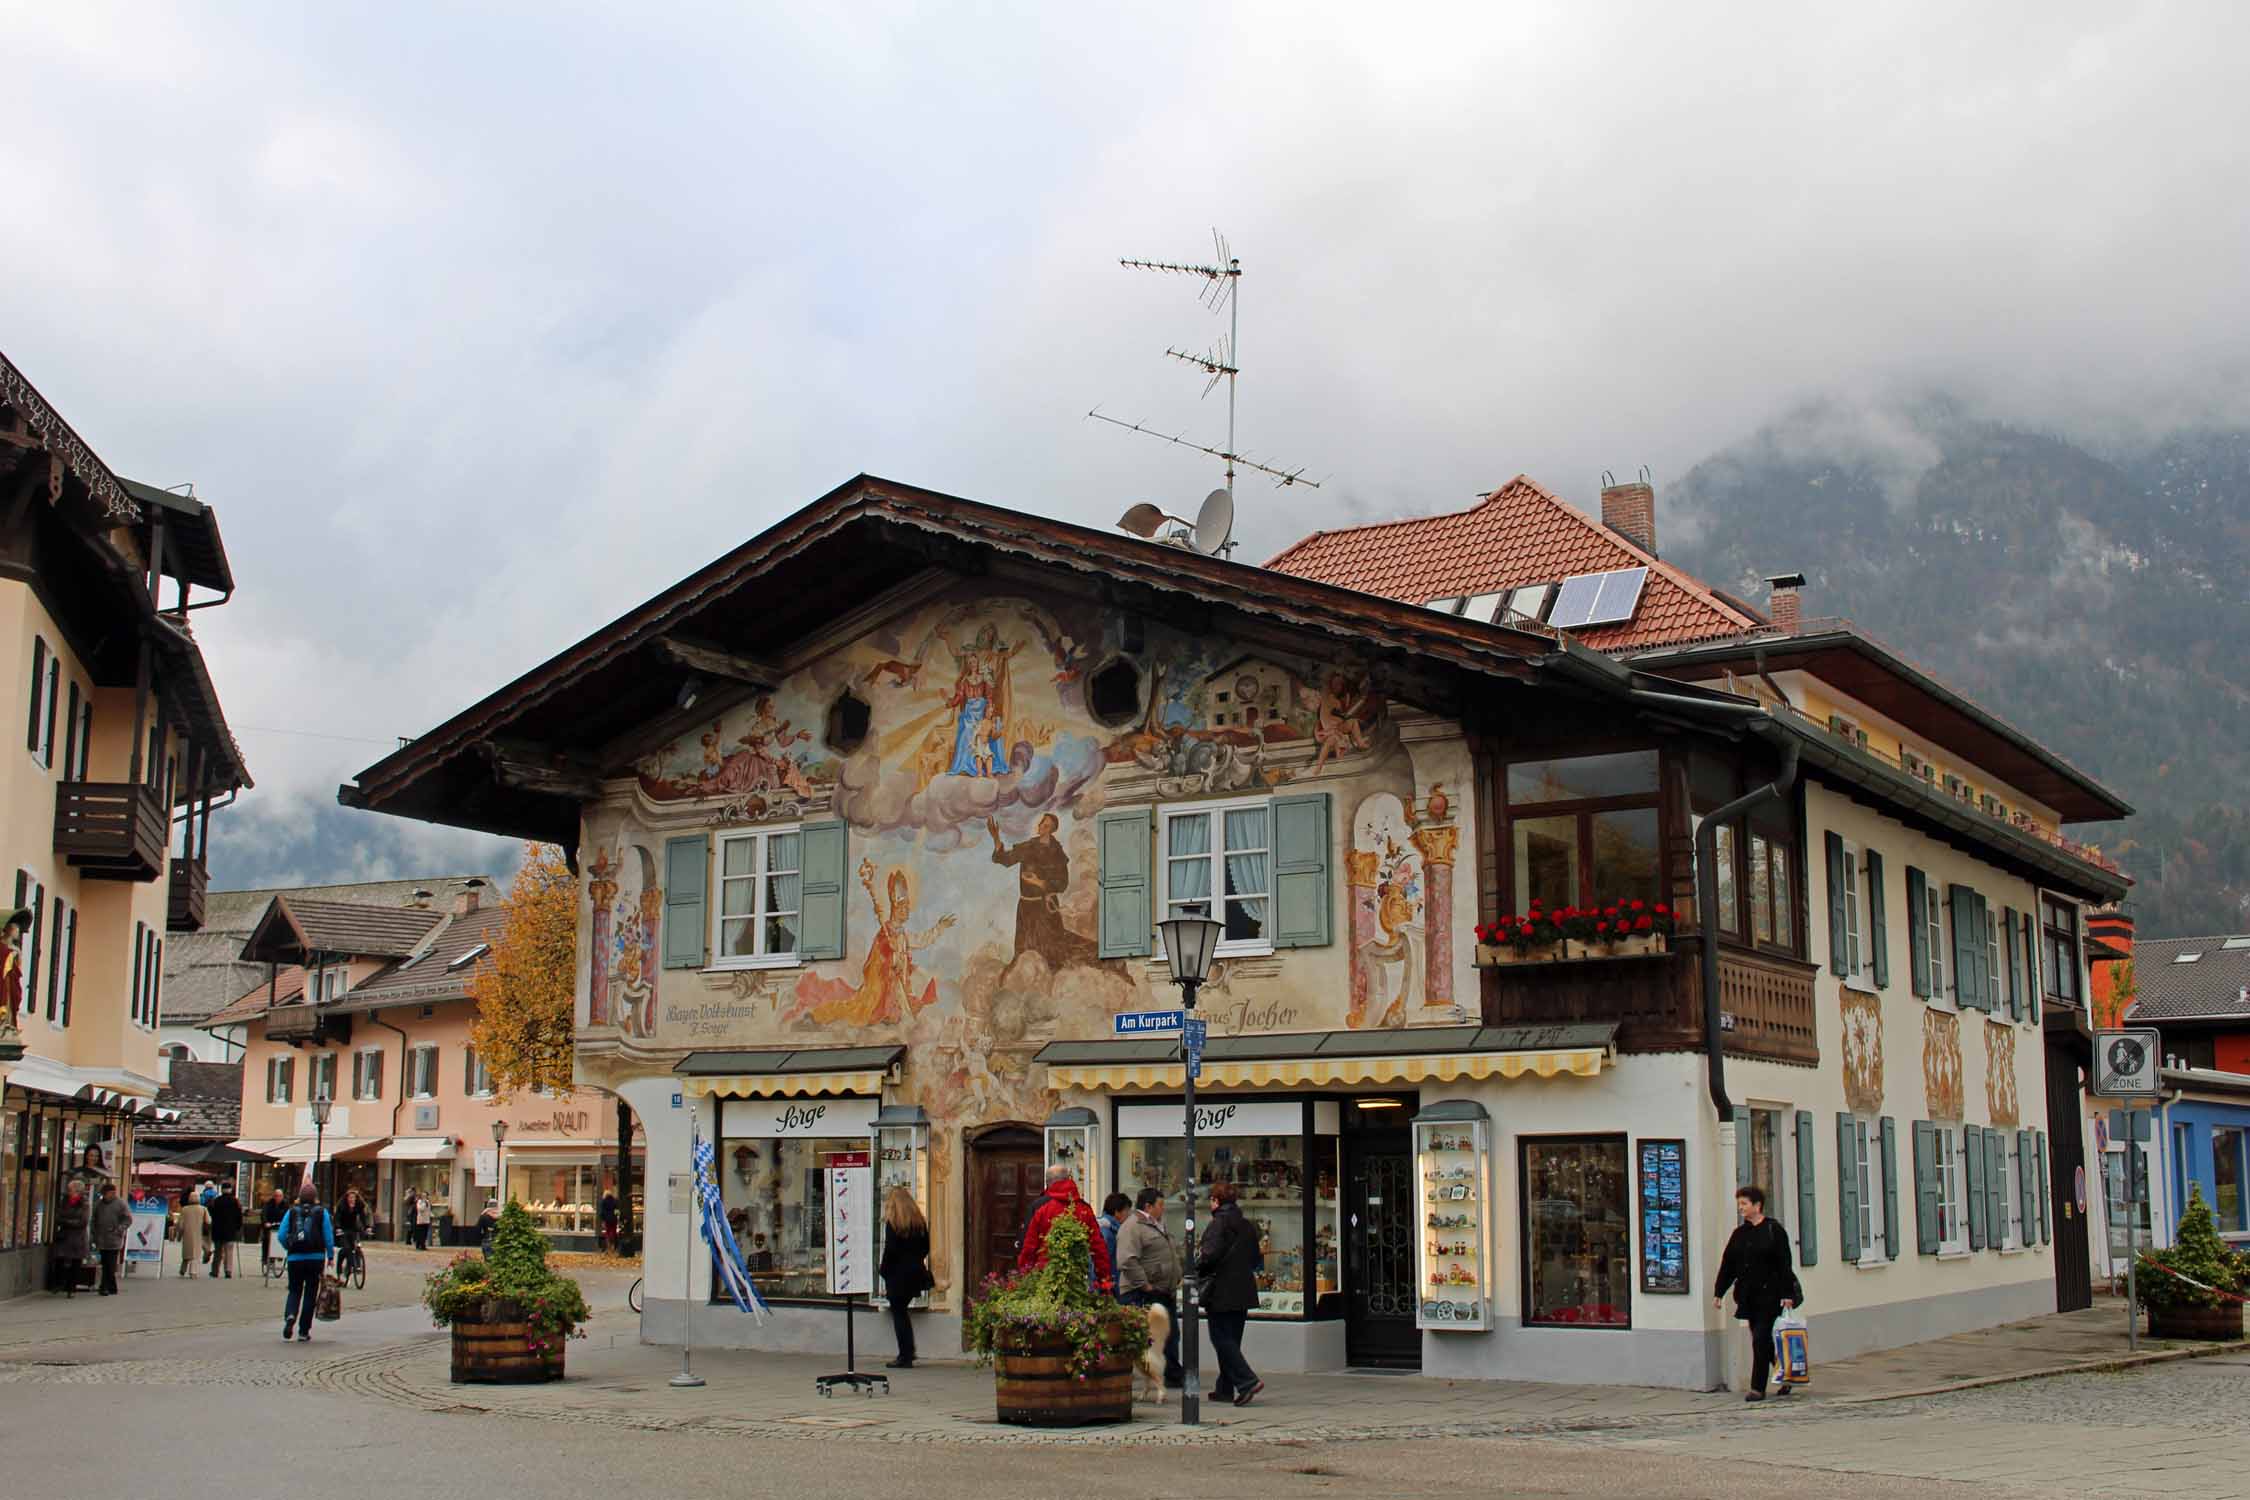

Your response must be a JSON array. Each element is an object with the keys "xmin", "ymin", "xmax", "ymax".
[
  {"xmin": 54, "ymin": 781, "xmax": 167, "ymax": 881},
  {"xmin": 1481, "ymin": 937, "xmax": 1819, "ymax": 1065},
  {"xmin": 168, "ymin": 856, "xmax": 209, "ymax": 932},
  {"xmin": 266, "ymin": 1006, "xmax": 351, "ymax": 1046}
]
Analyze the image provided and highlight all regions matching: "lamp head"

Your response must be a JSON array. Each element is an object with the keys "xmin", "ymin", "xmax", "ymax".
[
  {"xmin": 1156, "ymin": 909, "xmax": 1224, "ymax": 986},
  {"xmin": 310, "ymin": 1090, "xmax": 333, "ymax": 1128},
  {"xmin": 491, "ymin": 1118, "xmax": 508, "ymax": 1147}
]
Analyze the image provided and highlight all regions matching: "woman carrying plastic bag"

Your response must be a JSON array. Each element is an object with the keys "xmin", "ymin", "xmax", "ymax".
[{"xmin": 1714, "ymin": 1184, "xmax": 1803, "ymax": 1402}]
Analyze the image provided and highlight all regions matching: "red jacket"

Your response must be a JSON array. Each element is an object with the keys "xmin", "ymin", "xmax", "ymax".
[{"xmin": 1014, "ymin": 1177, "xmax": 1114, "ymax": 1289}]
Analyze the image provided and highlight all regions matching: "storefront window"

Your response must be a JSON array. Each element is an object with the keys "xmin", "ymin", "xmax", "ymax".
[
  {"xmin": 398, "ymin": 1162, "xmax": 456, "ymax": 1229},
  {"xmin": 716, "ymin": 1096, "xmax": 881, "ymax": 1302},
  {"xmin": 1115, "ymin": 1099, "xmax": 1334, "ymax": 1318},
  {"xmin": 1505, "ymin": 752, "xmax": 1663, "ymax": 911},
  {"xmin": 1520, "ymin": 1136, "xmax": 1632, "ymax": 1328},
  {"xmin": 28, "ymin": 1113, "xmax": 56, "ymax": 1244},
  {"xmin": 0, "ymin": 1107, "xmax": 19, "ymax": 1249},
  {"xmin": 507, "ymin": 1160, "xmax": 600, "ymax": 1235}
]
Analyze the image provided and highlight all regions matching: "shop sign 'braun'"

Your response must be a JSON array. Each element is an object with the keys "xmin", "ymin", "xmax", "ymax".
[{"xmin": 2091, "ymin": 1028, "xmax": 2161, "ymax": 1098}]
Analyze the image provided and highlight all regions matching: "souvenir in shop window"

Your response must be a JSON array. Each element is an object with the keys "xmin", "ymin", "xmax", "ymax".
[
  {"xmin": 1521, "ymin": 1135, "xmax": 1632, "ymax": 1328},
  {"xmin": 1414, "ymin": 1101, "xmax": 1492, "ymax": 1330}
]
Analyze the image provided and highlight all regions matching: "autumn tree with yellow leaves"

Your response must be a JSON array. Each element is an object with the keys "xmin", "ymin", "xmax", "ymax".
[{"xmin": 469, "ymin": 844, "xmax": 580, "ymax": 1097}]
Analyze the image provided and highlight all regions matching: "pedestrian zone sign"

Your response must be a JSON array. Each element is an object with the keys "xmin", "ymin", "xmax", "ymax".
[{"xmin": 2092, "ymin": 1028, "xmax": 2161, "ymax": 1098}]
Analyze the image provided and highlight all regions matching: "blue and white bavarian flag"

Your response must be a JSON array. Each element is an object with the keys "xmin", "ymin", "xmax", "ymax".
[{"xmin": 693, "ymin": 1120, "xmax": 770, "ymax": 1319}]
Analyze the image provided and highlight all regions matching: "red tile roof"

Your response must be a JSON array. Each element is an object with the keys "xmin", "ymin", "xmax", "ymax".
[{"xmin": 1265, "ymin": 475, "xmax": 1755, "ymax": 651}]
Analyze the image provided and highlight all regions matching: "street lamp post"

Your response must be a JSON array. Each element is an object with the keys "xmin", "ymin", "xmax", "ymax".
[
  {"xmin": 491, "ymin": 1118, "xmax": 508, "ymax": 1207},
  {"xmin": 310, "ymin": 1090, "xmax": 333, "ymax": 1204},
  {"xmin": 1155, "ymin": 909, "xmax": 1223, "ymax": 1427}
]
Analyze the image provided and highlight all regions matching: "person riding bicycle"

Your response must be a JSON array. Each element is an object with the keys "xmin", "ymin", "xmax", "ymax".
[{"xmin": 333, "ymin": 1189, "xmax": 372, "ymax": 1273}]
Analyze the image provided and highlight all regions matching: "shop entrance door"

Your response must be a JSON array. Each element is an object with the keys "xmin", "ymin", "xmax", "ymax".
[
  {"xmin": 1344, "ymin": 1127, "xmax": 1418, "ymax": 1367},
  {"xmin": 965, "ymin": 1124, "xmax": 1043, "ymax": 1292}
]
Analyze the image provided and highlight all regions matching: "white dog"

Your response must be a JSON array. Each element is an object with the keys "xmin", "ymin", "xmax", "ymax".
[{"xmin": 1135, "ymin": 1301, "xmax": 1173, "ymax": 1403}]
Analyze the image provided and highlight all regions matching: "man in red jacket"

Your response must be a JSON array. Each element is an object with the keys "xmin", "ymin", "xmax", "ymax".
[{"xmin": 1015, "ymin": 1166, "xmax": 1114, "ymax": 1291}]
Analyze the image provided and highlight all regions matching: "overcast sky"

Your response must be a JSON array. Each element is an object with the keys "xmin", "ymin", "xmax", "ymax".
[{"xmin": 6, "ymin": 2, "xmax": 2246, "ymax": 887}]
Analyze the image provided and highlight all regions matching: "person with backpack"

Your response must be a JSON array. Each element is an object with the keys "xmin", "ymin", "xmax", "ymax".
[{"xmin": 277, "ymin": 1184, "xmax": 334, "ymax": 1342}]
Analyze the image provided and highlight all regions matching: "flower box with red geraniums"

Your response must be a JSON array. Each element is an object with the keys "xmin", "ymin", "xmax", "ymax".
[{"xmin": 1474, "ymin": 900, "xmax": 1676, "ymax": 966}]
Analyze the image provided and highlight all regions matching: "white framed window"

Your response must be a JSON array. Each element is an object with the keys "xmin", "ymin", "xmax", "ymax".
[
  {"xmin": 307, "ymin": 965, "xmax": 350, "ymax": 1005},
  {"xmin": 1745, "ymin": 1103, "xmax": 1790, "ymax": 1233},
  {"xmin": 1851, "ymin": 1115, "xmax": 1887, "ymax": 1262},
  {"xmin": 466, "ymin": 1046, "xmax": 494, "ymax": 1098},
  {"xmin": 26, "ymin": 636, "xmax": 55, "ymax": 769},
  {"xmin": 1839, "ymin": 840, "xmax": 1864, "ymax": 979},
  {"xmin": 407, "ymin": 1044, "xmax": 439, "ymax": 1099},
  {"xmin": 352, "ymin": 1047, "xmax": 385, "ymax": 1102},
  {"xmin": 309, "ymin": 1052, "xmax": 337, "ymax": 1102},
  {"xmin": 1160, "ymin": 795, "xmax": 1273, "ymax": 954},
  {"xmin": 1986, "ymin": 904, "xmax": 2004, "ymax": 1019},
  {"xmin": 1925, "ymin": 885, "xmax": 1951, "ymax": 1012},
  {"xmin": 713, "ymin": 825, "xmax": 803, "ymax": 968},
  {"xmin": 266, "ymin": 1055, "xmax": 294, "ymax": 1105},
  {"xmin": 1998, "ymin": 1131, "xmax": 2023, "ymax": 1250},
  {"xmin": 1934, "ymin": 1126, "xmax": 1966, "ymax": 1253}
]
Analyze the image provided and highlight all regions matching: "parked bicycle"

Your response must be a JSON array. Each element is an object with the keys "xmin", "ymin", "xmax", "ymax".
[{"xmin": 628, "ymin": 1277, "xmax": 643, "ymax": 1314}]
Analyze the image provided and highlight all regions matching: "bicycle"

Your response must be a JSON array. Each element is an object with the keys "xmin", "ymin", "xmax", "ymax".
[
  {"xmin": 337, "ymin": 1240, "xmax": 367, "ymax": 1291},
  {"xmin": 261, "ymin": 1242, "xmax": 284, "ymax": 1286},
  {"xmin": 628, "ymin": 1277, "xmax": 643, "ymax": 1314}
]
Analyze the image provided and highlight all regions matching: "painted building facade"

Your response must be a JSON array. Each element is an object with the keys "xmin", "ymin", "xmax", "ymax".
[
  {"xmin": 346, "ymin": 476, "xmax": 2126, "ymax": 1387},
  {"xmin": 0, "ymin": 349, "xmax": 248, "ymax": 1295}
]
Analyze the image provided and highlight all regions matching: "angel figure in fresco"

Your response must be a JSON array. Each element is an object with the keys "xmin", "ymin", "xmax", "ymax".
[
  {"xmin": 736, "ymin": 696, "xmax": 816, "ymax": 798},
  {"xmin": 789, "ymin": 860, "xmax": 957, "ymax": 1029},
  {"xmin": 1307, "ymin": 672, "xmax": 1375, "ymax": 775},
  {"xmin": 936, "ymin": 623, "xmax": 1025, "ymax": 778}
]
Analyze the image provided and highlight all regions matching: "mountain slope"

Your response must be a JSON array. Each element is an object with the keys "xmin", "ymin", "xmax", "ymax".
[{"xmin": 1668, "ymin": 401, "xmax": 2250, "ymax": 938}]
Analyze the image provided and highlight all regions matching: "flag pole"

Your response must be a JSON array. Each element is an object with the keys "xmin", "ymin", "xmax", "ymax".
[{"xmin": 673, "ymin": 1118, "xmax": 705, "ymax": 1389}]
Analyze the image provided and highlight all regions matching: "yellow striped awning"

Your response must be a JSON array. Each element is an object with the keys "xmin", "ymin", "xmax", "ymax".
[
  {"xmin": 1044, "ymin": 1046, "xmax": 1608, "ymax": 1092},
  {"xmin": 682, "ymin": 1070, "xmax": 889, "ymax": 1100}
]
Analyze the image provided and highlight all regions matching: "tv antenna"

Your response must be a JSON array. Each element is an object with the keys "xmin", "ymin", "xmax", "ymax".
[{"xmin": 1094, "ymin": 230, "xmax": 1319, "ymax": 557}]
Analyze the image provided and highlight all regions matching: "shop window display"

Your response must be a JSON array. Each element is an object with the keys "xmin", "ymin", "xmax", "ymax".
[
  {"xmin": 1413, "ymin": 1101, "xmax": 1491, "ymax": 1330},
  {"xmin": 719, "ymin": 1135, "xmax": 862, "ymax": 1300},
  {"xmin": 1521, "ymin": 1135, "xmax": 1632, "ymax": 1328},
  {"xmin": 508, "ymin": 1161, "xmax": 601, "ymax": 1235},
  {"xmin": 397, "ymin": 1161, "xmax": 455, "ymax": 1234}
]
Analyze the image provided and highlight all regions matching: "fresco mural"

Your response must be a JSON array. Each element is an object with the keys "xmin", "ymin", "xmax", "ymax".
[
  {"xmin": 1839, "ymin": 985, "xmax": 1885, "ymax": 1115},
  {"xmin": 1984, "ymin": 1023, "xmax": 2020, "ymax": 1128},
  {"xmin": 578, "ymin": 585, "xmax": 1482, "ymax": 1293},
  {"xmin": 1922, "ymin": 1007, "xmax": 1964, "ymax": 1121}
]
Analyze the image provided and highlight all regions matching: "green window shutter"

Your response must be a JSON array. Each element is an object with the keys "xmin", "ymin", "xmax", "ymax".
[
  {"xmin": 1907, "ymin": 867, "xmax": 1931, "ymax": 998},
  {"xmin": 2016, "ymin": 1128, "xmax": 2035, "ymax": 1245},
  {"xmin": 1965, "ymin": 1123, "xmax": 1987, "ymax": 1249},
  {"xmin": 2003, "ymin": 906, "xmax": 2021, "ymax": 1020},
  {"xmin": 1794, "ymin": 1109, "xmax": 1818, "ymax": 1267},
  {"xmin": 1270, "ymin": 792, "xmax": 1333, "ymax": 949},
  {"xmin": 1867, "ymin": 850, "xmax": 1889, "ymax": 988},
  {"xmin": 1835, "ymin": 1112, "xmax": 1862, "ymax": 1263},
  {"xmin": 1913, "ymin": 1120, "xmax": 1940, "ymax": 1255},
  {"xmin": 2035, "ymin": 1129, "xmax": 2051, "ymax": 1243},
  {"xmin": 662, "ymin": 834, "xmax": 709, "ymax": 970},
  {"xmin": 1986, "ymin": 1128, "xmax": 2008, "ymax": 1245},
  {"xmin": 797, "ymin": 819, "xmax": 849, "ymax": 961},
  {"xmin": 1948, "ymin": 885, "xmax": 1977, "ymax": 1010},
  {"xmin": 2023, "ymin": 910, "xmax": 2040, "ymax": 1023},
  {"xmin": 1096, "ymin": 807, "xmax": 1154, "ymax": 959},
  {"xmin": 1824, "ymin": 831, "xmax": 1848, "ymax": 977},
  {"xmin": 1736, "ymin": 1115, "xmax": 1753, "ymax": 1191},
  {"xmin": 1880, "ymin": 1116, "xmax": 1901, "ymax": 1261}
]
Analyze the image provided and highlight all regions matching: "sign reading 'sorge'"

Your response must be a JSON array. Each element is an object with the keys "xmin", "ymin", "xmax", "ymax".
[
  {"xmin": 719, "ymin": 1096, "xmax": 880, "ymax": 1139},
  {"xmin": 1115, "ymin": 1100, "xmax": 1306, "ymax": 1139}
]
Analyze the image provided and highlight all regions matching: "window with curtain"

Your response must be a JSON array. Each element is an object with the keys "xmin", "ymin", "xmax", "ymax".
[
  {"xmin": 2215, "ymin": 1127, "xmax": 2246, "ymax": 1231},
  {"xmin": 1160, "ymin": 797, "xmax": 1271, "ymax": 951},
  {"xmin": 352, "ymin": 1049, "xmax": 384, "ymax": 1101},
  {"xmin": 408, "ymin": 1045, "xmax": 439, "ymax": 1099},
  {"xmin": 1505, "ymin": 752, "xmax": 1661, "ymax": 912},
  {"xmin": 714, "ymin": 826, "xmax": 802, "ymax": 965},
  {"xmin": 2040, "ymin": 895, "xmax": 2080, "ymax": 1005},
  {"xmin": 309, "ymin": 1052, "xmax": 337, "ymax": 1102},
  {"xmin": 266, "ymin": 1056, "xmax": 293, "ymax": 1104}
]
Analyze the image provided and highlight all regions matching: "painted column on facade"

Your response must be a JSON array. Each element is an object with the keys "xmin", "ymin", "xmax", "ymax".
[{"xmin": 1412, "ymin": 820, "xmax": 1459, "ymax": 1013}]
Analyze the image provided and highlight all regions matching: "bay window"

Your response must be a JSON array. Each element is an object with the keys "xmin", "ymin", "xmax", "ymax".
[
  {"xmin": 1506, "ymin": 752, "xmax": 1661, "ymax": 912},
  {"xmin": 1161, "ymin": 796, "xmax": 1271, "ymax": 952}
]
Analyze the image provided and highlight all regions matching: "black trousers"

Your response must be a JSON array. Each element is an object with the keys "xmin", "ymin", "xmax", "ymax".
[
  {"xmin": 888, "ymin": 1294, "xmax": 916, "ymax": 1363},
  {"xmin": 98, "ymin": 1249, "xmax": 122, "ymax": 1294},
  {"xmin": 1207, "ymin": 1308, "xmax": 1257, "ymax": 1396},
  {"xmin": 284, "ymin": 1261, "xmax": 323, "ymax": 1335},
  {"xmin": 1120, "ymin": 1289, "xmax": 1183, "ymax": 1381},
  {"xmin": 1746, "ymin": 1311, "xmax": 1777, "ymax": 1394}
]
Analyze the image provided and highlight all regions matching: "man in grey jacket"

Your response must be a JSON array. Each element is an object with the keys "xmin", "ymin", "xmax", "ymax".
[
  {"xmin": 1113, "ymin": 1188, "xmax": 1184, "ymax": 1388},
  {"xmin": 92, "ymin": 1184, "xmax": 133, "ymax": 1296}
]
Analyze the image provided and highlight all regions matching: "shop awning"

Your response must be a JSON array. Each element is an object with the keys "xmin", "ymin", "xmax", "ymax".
[
  {"xmin": 4, "ymin": 1056, "xmax": 169, "ymax": 1115},
  {"xmin": 1033, "ymin": 1024, "xmax": 1617, "ymax": 1091},
  {"xmin": 229, "ymin": 1136, "xmax": 388, "ymax": 1163},
  {"xmin": 674, "ymin": 1045, "xmax": 905, "ymax": 1100},
  {"xmin": 377, "ymin": 1136, "xmax": 457, "ymax": 1161}
]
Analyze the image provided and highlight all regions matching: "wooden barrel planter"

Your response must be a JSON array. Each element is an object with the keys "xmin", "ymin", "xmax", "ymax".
[
  {"xmin": 2148, "ymin": 1302, "xmax": 2245, "ymax": 1341},
  {"xmin": 994, "ymin": 1333, "xmax": 1133, "ymax": 1426},
  {"xmin": 451, "ymin": 1304, "xmax": 565, "ymax": 1384}
]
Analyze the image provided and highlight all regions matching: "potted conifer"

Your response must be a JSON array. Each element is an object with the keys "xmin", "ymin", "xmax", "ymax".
[
  {"xmin": 2137, "ymin": 1185, "xmax": 2247, "ymax": 1341},
  {"xmin": 423, "ymin": 1199, "xmax": 591, "ymax": 1382}
]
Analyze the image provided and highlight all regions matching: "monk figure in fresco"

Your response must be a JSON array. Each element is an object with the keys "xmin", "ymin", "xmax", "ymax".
[
  {"xmin": 792, "ymin": 861, "xmax": 956, "ymax": 1028},
  {"xmin": 0, "ymin": 905, "xmax": 27, "ymax": 1047},
  {"xmin": 987, "ymin": 815, "xmax": 1099, "ymax": 968}
]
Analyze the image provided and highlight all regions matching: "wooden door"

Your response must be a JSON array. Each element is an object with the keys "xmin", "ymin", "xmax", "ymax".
[
  {"xmin": 2044, "ymin": 1037, "xmax": 2093, "ymax": 1312},
  {"xmin": 967, "ymin": 1126, "xmax": 1043, "ymax": 1291}
]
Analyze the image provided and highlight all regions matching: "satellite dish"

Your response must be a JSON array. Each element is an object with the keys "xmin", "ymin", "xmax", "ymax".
[
  {"xmin": 1117, "ymin": 503, "xmax": 1168, "ymax": 539},
  {"xmin": 1193, "ymin": 488, "xmax": 1234, "ymax": 555}
]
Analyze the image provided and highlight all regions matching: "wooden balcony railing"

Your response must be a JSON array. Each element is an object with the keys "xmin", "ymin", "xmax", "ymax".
[
  {"xmin": 55, "ymin": 781, "xmax": 166, "ymax": 881},
  {"xmin": 1480, "ymin": 937, "xmax": 1819, "ymax": 1065},
  {"xmin": 266, "ymin": 1006, "xmax": 351, "ymax": 1046},
  {"xmin": 168, "ymin": 856, "xmax": 209, "ymax": 932}
]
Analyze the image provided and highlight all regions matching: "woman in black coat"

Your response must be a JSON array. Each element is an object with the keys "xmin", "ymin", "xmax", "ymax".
[
  {"xmin": 877, "ymin": 1188, "xmax": 932, "ymax": 1369},
  {"xmin": 1194, "ymin": 1181, "xmax": 1264, "ymax": 1407},
  {"xmin": 1713, "ymin": 1184, "xmax": 1800, "ymax": 1401}
]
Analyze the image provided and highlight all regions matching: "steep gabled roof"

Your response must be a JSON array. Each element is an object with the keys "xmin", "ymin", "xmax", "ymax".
[
  {"xmin": 1265, "ymin": 476, "xmax": 1757, "ymax": 651},
  {"xmin": 339, "ymin": 904, "xmax": 507, "ymax": 1010},
  {"xmin": 2126, "ymin": 936, "xmax": 2250, "ymax": 1024},
  {"xmin": 239, "ymin": 895, "xmax": 444, "ymax": 964}
]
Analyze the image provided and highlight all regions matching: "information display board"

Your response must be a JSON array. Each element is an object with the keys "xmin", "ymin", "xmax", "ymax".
[
  {"xmin": 823, "ymin": 1150, "xmax": 874, "ymax": 1297},
  {"xmin": 1637, "ymin": 1138, "xmax": 1689, "ymax": 1294}
]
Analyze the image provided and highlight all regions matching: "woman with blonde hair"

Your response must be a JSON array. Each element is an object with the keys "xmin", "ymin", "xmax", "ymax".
[{"xmin": 877, "ymin": 1186, "xmax": 932, "ymax": 1370}]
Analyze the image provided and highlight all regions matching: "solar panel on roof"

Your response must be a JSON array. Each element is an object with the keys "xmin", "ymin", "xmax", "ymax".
[{"xmin": 1547, "ymin": 567, "xmax": 1648, "ymax": 630}]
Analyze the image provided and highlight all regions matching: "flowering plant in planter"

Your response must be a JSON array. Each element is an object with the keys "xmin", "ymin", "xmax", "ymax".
[
  {"xmin": 963, "ymin": 1212, "xmax": 1151, "ymax": 1381},
  {"xmin": 421, "ymin": 1200, "xmax": 591, "ymax": 1360},
  {"xmin": 1474, "ymin": 899, "xmax": 1567, "ymax": 957}
]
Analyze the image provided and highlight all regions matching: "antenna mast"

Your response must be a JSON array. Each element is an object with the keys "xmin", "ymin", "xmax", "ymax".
[{"xmin": 1096, "ymin": 230, "xmax": 1319, "ymax": 510}]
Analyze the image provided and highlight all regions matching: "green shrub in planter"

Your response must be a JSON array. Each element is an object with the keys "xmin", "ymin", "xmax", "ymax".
[
  {"xmin": 422, "ymin": 1200, "xmax": 591, "ymax": 1359},
  {"xmin": 963, "ymin": 1213, "xmax": 1151, "ymax": 1380}
]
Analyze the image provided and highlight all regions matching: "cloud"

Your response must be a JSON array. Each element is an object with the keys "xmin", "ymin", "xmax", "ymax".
[{"xmin": 6, "ymin": 3, "xmax": 2249, "ymax": 883}]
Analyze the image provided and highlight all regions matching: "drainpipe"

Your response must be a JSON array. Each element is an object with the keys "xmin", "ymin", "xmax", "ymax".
[
  {"xmin": 372, "ymin": 1014, "xmax": 412, "ymax": 1237},
  {"xmin": 1695, "ymin": 736, "xmax": 1800, "ymax": 1125}
]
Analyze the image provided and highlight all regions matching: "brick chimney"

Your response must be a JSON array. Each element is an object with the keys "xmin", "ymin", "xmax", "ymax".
[
  {"xmin": 1766, "ymin": 572, "xmax": 1806, "ymax": 634},
  {"xmin": 454, "ymin": 878, "xmax": 486, "ymax": 916},
  {"xmin": 1600, "ymin": 477, "xmax": 1657, "ymax": 556}
]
